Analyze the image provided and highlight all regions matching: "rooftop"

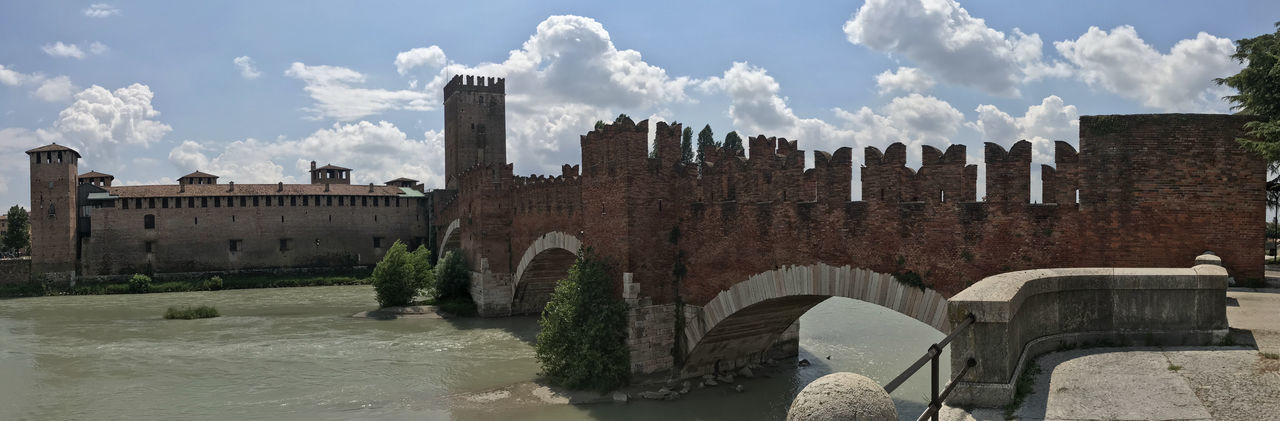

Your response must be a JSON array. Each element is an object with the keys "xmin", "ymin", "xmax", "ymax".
[
  {"xmin": 179, "ymin": 171, "xmax": 219, "ymax": 179},
  {"xmin": 79, "ymin": 171, "xmax": 115, "ymax": 179},
  {"xmin": 313, "ymin": 164, "xmax": 351, "ymax": 171},
  {"xmin": 25, "ymin": 143, "xmax": 82, "ymax": 158},
  {"xmin": 100, "ymin": 183, "xmax": 412, "ymax": 198}
]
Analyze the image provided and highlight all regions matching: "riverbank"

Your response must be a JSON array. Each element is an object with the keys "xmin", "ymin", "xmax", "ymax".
[
  {"xmin": 0, "ymin": 269, "xmax": 372, "ymax": 298},
  {"xmin": 942, "ymin": 273, "xmax": 1280, "ymax": 420}
]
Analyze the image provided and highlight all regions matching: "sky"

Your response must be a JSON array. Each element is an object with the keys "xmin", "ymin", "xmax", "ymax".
[{"xmin": 2, "ymin": 0, "xmax": 1278, "ymax": 211}]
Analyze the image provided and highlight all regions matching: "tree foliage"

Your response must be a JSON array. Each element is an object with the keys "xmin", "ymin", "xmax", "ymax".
[
  {"xmin": 534, "ymin": 248, "xmax": 630, "ymax": 391},
  {"xmin": 2, "ymin": 206, "xmax": 29, "ymax": 253},
  {"xmin": 723, "ymin": 131, "xmax": 744, "ymax": 156},
  {"xmin": 1216, "ymin": 22, "xmax": 1280, "ymax": 166},
  {"xmin": 695, "ymin": 124, "xmax": 717, "ymax": 165},
  {"xmin": 680, "ymin": 126, "xmax": 694, "ymax": 164},
  {"xmin": 434, "ymin": 250, "xmax": 471, "ymax": 302},
  {"xmin": 372, "ymin": 241, "xmax": 420, "ymax": 307}
]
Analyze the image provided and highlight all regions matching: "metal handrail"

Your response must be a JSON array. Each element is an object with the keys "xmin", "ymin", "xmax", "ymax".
[{"xmin": 882, "ymin": 313, "xmax": 977, "ymax": 421}]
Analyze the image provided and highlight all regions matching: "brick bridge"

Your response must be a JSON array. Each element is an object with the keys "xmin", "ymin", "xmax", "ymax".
[{"xmin": 432, "ymin": 74, "xmax": 1261, "ymax": 377}]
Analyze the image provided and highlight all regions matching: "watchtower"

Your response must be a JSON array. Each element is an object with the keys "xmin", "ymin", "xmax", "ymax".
[
  {"xmin": 26, "ymin": 143, "xmax": 80, "ymax": 276},
  {"xmin": 443, "ymin": 74, "xmax": 506, "ymax": 189}
]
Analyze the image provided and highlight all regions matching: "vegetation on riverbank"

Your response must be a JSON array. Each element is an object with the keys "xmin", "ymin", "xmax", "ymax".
[
  {"xmin": 535, "ymin": 248, "xmax": 629, "ymax": 391},
  {"xmin": 164, "ymin": 305, "xmax": 220, "ymax": 319},
  {"xmin": 371, "ymin": 241, "xmax": 433, "ymax": 307},
  {"xmin": 0, "ymin": 268, "xmax": 372, "ymax": 298}
]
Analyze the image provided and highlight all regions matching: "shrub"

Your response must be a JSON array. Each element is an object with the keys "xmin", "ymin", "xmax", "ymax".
[
  {"xmin": 164, "ymin": 305, "xmax": 219, "ymax": 319},
  {"xmin": 204, "ymin": 276, "xmax": 223, "ymax": 291},
  {"xmin": 408, "ymin": 245, "xmax": 435, "ymax": 296},
  {"xmin": 128, "ymin": 274, "xmax": 152, "ymax": 293},
  {"xmin": 534, "ymin": 248, "xmax": 630, "ymax": 391},
  {"xmin": 371, "ymin": 241, "xmax": 417, "ymax": 308},
  {"xmin": 434, "ymin": 251, "xmax": 471, "ymax": 302}
]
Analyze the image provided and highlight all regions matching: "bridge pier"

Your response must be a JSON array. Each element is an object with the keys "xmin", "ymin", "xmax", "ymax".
[{"xmin": 467, "ymin": 257, "xmax": 514, "ymax": 317}]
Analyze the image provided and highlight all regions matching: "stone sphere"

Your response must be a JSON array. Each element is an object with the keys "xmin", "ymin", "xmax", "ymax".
[{"xmin": 786, "ymin": 372, "xmax": 897, "ymax": 421}]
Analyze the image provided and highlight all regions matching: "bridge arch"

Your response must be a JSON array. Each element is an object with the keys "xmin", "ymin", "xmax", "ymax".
[
  {"xmin": 438, "ymin": 219, "xmax": 461, "ymax": 260},
  {"xmin": 680, "ymin": 263, "xmax": 949, "ymax": 376},
  {"xmin": 510, "ymin": 232, "xmax": 583, "ymax": 315}
]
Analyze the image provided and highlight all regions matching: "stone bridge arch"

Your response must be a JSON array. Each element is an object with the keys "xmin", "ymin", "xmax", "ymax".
[
  {"xmin": 438, "ymin": 219, "xmax": 461, "ymax": 261},
  {"xmin": 679, "ymin": 263, "xmax": 949, "ymax": 376},
  {"xmin": 510, "ymin": 232, "xmax": 583, "ymax": 315}
]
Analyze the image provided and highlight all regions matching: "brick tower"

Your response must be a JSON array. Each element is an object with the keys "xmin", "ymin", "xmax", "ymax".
[
  {"xmin": 443, "ymin": 74, "xmax": 506, "ymax": 189},
  {"xmin": 26, "ymin": 143, "xmax": 79, "ymax": 277}
]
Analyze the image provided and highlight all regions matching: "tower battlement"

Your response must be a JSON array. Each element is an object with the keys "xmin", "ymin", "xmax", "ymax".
[{"xmin": 443, "ymin": 74, "xmax": 505, "ymax": 102}]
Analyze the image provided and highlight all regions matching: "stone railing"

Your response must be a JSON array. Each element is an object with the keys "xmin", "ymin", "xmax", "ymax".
[{"xmin": 944, "ymin": 254, "xmax": 1228, "ymax": 407}]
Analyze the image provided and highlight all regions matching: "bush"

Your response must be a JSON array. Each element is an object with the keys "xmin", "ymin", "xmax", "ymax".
[
  {"xmin": 204, "ymin": 276, "xmax": 224, "ymax": 291},
  {"xmin": 534, "ymin": 248, "xmax": 630, "ymax": 391},
  {"xmin": 408, "ymin": 245, "xmax": 435, "ymax": 296},
  {"xmin": 128, "ymin": 274, "xmax": 152, "ymax": 293},
  {"xmin": 434, "ymin": 251, "xmax": 471, "ymax": 302},
  {"xmin": 371, "ymin": 241, "xmax": 418, "ymax": 308},
  {"xmin": 164, "ymin": 305, "xmax": 220, "ymax": 319}
]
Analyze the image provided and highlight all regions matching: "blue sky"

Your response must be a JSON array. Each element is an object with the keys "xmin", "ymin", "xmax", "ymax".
[{"xmin": 2, "ymin": 0, "xmax": 1278, "ymax": 210}]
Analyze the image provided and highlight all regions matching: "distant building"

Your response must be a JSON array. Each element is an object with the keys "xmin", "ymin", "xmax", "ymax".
[{"xmin": 26, "ymin": 143, "xmax": 432, "ymax": 280}]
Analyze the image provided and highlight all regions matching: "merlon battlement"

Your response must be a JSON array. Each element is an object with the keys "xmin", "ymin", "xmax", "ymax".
[{"xmin": 443, "ymin": 74, "xmax": 505, "ymax": 102}]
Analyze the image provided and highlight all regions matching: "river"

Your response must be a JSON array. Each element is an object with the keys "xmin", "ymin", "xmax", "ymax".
[{"xmin": 0, "ymin": 285, "xmax": 948, "ymax": 420}]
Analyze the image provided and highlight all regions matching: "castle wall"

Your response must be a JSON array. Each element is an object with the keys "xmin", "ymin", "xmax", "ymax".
[{"xmin": 79, "ymin": 195, "xmax": 428, "ymax": 276}]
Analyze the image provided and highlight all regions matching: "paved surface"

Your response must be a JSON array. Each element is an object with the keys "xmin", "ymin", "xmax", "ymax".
[{"xmin": 941, "ymin": 271, "xmax": 1280, "ymax": 420}]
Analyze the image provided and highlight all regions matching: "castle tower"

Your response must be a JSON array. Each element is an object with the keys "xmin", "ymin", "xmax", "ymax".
[
  {"xmin": 26, "ymin": 143, "xmax": 79, "ymax": 276},
  {"xmin": 443, "ymin": 74, "xmax": 506, "ymax": 189}
]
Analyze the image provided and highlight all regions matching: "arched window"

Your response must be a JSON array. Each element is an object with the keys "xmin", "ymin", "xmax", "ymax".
[{"xmin": 47, "ymin": 204, "xmax": 55, "ymax": 217}]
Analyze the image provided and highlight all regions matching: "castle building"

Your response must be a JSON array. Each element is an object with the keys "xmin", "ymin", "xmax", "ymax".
[{"xmin": 26, "ymin": 144, "xmax": 432, "ymax": 279}]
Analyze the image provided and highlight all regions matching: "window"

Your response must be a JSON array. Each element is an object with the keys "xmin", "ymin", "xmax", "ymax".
[
  {"xmin": 396, "ymin": 198, "xmax": 401, "ymax": 207},
  {"xmin": 240, "ymin": 197, "xmax": 246, "ymax": 207},
  {"xmin": 373, "ymin": 237, "xmax": 383, "ymax": 248},
  {"xmin": 201, "ymin": 197, "xmax": 208, "ymax": 208},
  {"xmin": 149, "ymin": 198, "xmax": 156, "ymax": 209},
  {"xmin": 227, "ymin": 197, "xmax": 234, "ymax": 208},
  {"xmin": 290, "ymin": 196, "xmax": 296, "ymax": 206},
  {"xmin": 135, "ymin": 198, "xmax": 143, "ymax": 209},
  {"xmin": 144, "ymin": 214, "xmax": 155, "ymax": 229},
  {"xmin": 327, "ymin": 196, "xmax": 332, "ymax": 206},
  {"xmin": 279, "ymin": 238, "xmax": 292, "ymax": 251},
  {"xmin": 229, "ymin": 239, "xmax": 242, "ymax": 252},
  {"xmin": 161, "ymin": 198, "xmax": 169, "ymax": 208},
  {"xmin": 373, "ymin": 197, "xmax": 379, "ymax": 207},
  {"xmin": 302, "ymin": 196, "xmax": 308, "ymax": 206},
  {"xmin": 277, "ymin": 197, "xmax": 284, "ymax": 206},
  {"xmin": 122, "ymin": 199, "xmax": 129, "ymax": 210},
  {"xmin": 175, "ymin": 198, "xmax": 182, "ymax": 209},
  {"xmin": 145, "ymin": 241, "xmax": 155, "ymax": 253},
  {"xmin": 232, "ymin": 215, "xmax": 236, "ymax": 222},
  {"xmin": 338, "ymin": 197, "xmax": 344, "ymax": 206},
  {"xmin": 265, "ymin": 196, "xmax": 272, "ymax": 207},
  {"xmin": 362, "ymin": 197, "xmax": 368, "ymax": 207},
  {"xmin": 280, "ymin": 215, "xmax": 285, "ymax": 223},
  {"xmin": 374, "ymin": 215, "xmax": 378, "ymax": 222},
  {"xmin": 48, "ymin": 204, "xmax": 55, "ymax": 217},
  {"xmin": 194, "ymin": 217, "xmax": 198, "ymax": 225},
  {"xmin": 188, "ymin": 198, "xmax": 195, "ymax": 208},
  {"xmin": 253, "ymin": 197, "xmax": 260, "ymax": 206},
  {"xmin": 213, "ymin": 197, "xmax": 221, "ymax": 208}
]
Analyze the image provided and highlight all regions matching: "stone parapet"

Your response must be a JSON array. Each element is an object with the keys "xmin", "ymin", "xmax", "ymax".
[{"xmin": 945, "ymin": 255, "xmax": 1229, "ymax": 407}]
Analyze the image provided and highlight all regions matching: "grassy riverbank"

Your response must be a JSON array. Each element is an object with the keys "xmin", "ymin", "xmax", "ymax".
[{"xmin": 0, "ymin": 269, "xmax": 372, "ymax": 298}]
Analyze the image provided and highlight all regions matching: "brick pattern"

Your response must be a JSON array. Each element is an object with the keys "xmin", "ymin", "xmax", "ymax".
[{"xmin": 0, "ymin": 258, "xmax": 30, "ymax": 285}]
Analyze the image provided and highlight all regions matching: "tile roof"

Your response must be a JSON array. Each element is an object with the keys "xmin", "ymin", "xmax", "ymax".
[
  {"xmin": 313, "ymin": 164, "xmax": 351, "ymax": 171},
  {"xmin": 179, "ymin": 171, "xmax": 219, "ymax": 179},
  {"xmin": 386, "ymin": 177, "xmax": 419, "ymax": 183},
  {"xmin": 78, "ymin": 171, "xmax": 115, "ymax": 179},
  {"xmin": 106, "ymin": 183, "xmax": 412, "ymax": 198},
  {"xmin": 25, "ymin": 143, "xmax": 82, "ymax": 158}
]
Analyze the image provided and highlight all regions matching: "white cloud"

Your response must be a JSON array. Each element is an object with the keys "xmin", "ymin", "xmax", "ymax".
[
  {"xmin": 42, "ymin": 42, "xmax": 85, "ymax": 59},
  {"xmin": 32, "ymin": 76, "xmax": 77, "ymax": 102},
  {"xmin": 36, "ymin": 84, "xmax": 173, "ymax": 168},
  {"xmin": 969, "ymin": 95, "xmax": 1079, "ymax": 163},
  {"xmin": 1054, "ymin": 26, "xmax": 1240, "ymax": 112},
  {"xmin": 285, "ymin": 62, "xmax": 434, "ymax": 121},
  {"xmin": 167, "ymin": 121, "xmax": 445, "ymax": 188},
  {"xmin": 0, "ymin": 64, "xmax": 29, "ymax": 86},
  {"xmin": 0, "ymin": 128, "xmax": 42, "ymax": 201},
  {"xmin": 394, "ymin": 46, "xmax": 446, "ymax": 75},
  {"xmin": 844, "ymin": 0, "xmax": 1067, "ymax": 96},
  {"xmin": 89, "ymin": 42, "xmax": 109, "ymax": 55},
  {"xmin": 82, "ymin": 4, "xmax": 120, "ymax": 18},
  {"xmin": 875, "ymin": 67, "xmax": 936, "ymax": 95},
  {"xmin": 700, "ymin": 62, "xmax": 852, "ymax": 156},
  {"xmin": 233, "ymin": 56, "xmax": 261, "ymax": 79}
]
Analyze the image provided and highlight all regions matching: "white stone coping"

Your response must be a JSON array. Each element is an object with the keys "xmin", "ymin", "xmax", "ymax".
[
  {"xmin": 950, "ymin": 262, "xmax": 1228, "ymax": 323},
  {"xmin": 510, "ymin": 231, "xmax": 583, "ymax": 296},
  {"xmin": 685, "ymin": 263, "xmax": 950, "ymax": 352}
]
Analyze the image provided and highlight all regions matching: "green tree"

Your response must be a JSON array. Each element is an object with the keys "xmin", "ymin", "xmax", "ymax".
[
  {"xmin": 680, "ymin": 126, "xmax": 694, "ymax": 164},
  {"xmin": 534, "ymin": 248, "xmax": 630, "ymax": 391},
  {"xmin": 434, "ymin": 250, "xmax": 471, "ymax": 302},
  {"xmin": 1217, "ymin": 22, "xmax": 1280, "ymax": 165},
  {"xmin": 2, "ymin": 206, "xmax": 29, "ymax": 253},
  {"xmin": 614, "ymin": 113, "xmax": 631, "ymax": 124},
  {"xmin": 695, "ymin": 124, "xmax": 717, "ymax": 165},
  {"xmin": 409, "ymin": 245, "xmax": 435, "ymax": 295},
  {"xmin": 372, "ymin": 241, "xmax": 418, "ymax": 307},
  {"xmin": 594, "ymin": 120, "xmax": 605, "ymax": 131},
  {"xmin": 723, "ymin": 131, "xmax": 744, "ymax": 156}
]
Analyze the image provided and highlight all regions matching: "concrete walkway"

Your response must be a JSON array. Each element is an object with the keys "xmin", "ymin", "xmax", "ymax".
[{"xmin": 942, "ymin": 272, "xmax": 1280, "ymax": 420}]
